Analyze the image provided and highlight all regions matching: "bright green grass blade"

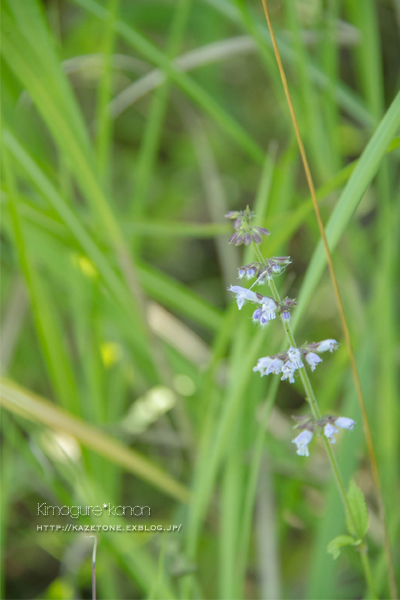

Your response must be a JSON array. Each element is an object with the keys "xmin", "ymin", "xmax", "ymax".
[
  {"xmin": 219, "ymin": 427, "xmax": 245, "ymax": 599},
  {"xmin": 0, "ymin": 378, "xmax": 191, "ymax": 504},
  {"xmin": 318, "ymin": 0, "xmax": 341, "ymax": 174},
  {"xmin": 4, "ymin": 0, "xmax": 91, "ymax": 155},
  {"xmin": 373, "ymin": 187, "xmax": 400, "ymax": 534},
  {"xmin": 1, "ymin": 135, "xmax": 223, "ymax": 337},
  {"xmin": 2, "ymin": 131, "xmax": 159, "ymax": 376},
  {"xmin": 2, "ymin": 146, "xmax": 80, "ymax": 413},
  {"xmin": 96, "ymin": 0, "xmax": 119, "ymax": 182},
  {"xmin": 293, "ymin": 90, "xmax": 400, "ymax": 328},
  {"xmin": 136, "ymin": 262, "xmax": 223, "ymax": 333},
  {"xmin": 1, "ymin": 4, "xmax": 156, "ymax": 362},
  {"xmin": 345, "ymin": 0, "xmax": 384, "ymax": 120},
  {"xmin": 69, "ymin": 0, "xmax": 265, "ymax": 164},
  {"xmin": 284, "ymin": 0, "xmax": 332, "ymax": 181},
  {"xmin": 131, "ymin": 0, "xmax": 192, "ymax": 243},
  {"xmin": 0, "ymin": 13, "xmax": 121, "ymax": 241},
  {"xmin": 125, "ymin": 221, "xmax": 230, "ymax": 238}
]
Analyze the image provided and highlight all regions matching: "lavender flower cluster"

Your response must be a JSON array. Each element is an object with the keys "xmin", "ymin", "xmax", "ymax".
[
  {"xmin": 226, "ymin": 208, "xmax": 270, "ymax": 246},
  {"xmin": 292, "ymin": 416, "xmax": 355, "ymax": 457},
  {"xmin": 228, "ymin": 285, "xmax": 296, "ymax": 327},
  {"xmin": 225, "ymin": 208, "xmax": 355, "ymax": 457},
  {"xmin": 253, "ymin": 339, "xmax": 338, "ymax": 383}
]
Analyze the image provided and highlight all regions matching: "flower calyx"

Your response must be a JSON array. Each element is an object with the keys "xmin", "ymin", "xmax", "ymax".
[
  {"xmin": 237, "ymin": 257, "xmax": 292, "ymax": 283},
  {"xmin": 226, "ymin": 206, "xmax": 270, "ymax": 246}
]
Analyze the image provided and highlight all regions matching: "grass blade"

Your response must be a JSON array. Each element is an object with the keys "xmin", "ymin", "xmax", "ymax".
[{"xmin": 0, "ymin": 378, "xmax": 191, "ymax": 504}]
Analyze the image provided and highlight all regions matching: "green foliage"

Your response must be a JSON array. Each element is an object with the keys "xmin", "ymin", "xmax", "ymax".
[
  {"xmin": 346, "ymin": 479, "xmax": 370, "ymax": 540},
  {"xmin": 326, "ymin": 480, "xmax": 369, "ymax": 561},
  {"xmin": 1, "ymin": 0, "xmax": 399, "ymax": 598},
  {"xmin": 327, "ymin": 535, "xmax": 360, "ymax": 560}
]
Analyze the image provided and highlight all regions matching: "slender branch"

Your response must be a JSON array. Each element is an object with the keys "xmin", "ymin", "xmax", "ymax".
[{"xmin": 260, "ymin": 2, "xmax": 397, "ymax": 597}]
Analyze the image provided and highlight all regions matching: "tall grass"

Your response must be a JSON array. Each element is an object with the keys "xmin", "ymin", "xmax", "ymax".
[{"xmin": 1, "ymin": 1, "xmax": 399, "ymax": 599}]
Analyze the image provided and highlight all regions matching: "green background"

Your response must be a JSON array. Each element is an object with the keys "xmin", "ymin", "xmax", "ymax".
[{"xmin": 1, "ymin": 0, "xmax": 399, "ymax": 598}]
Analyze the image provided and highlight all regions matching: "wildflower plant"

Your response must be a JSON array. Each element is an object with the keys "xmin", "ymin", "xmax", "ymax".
[{"xmin": 226, "ymin": 208, "xmax": 376, "ymax": 596}]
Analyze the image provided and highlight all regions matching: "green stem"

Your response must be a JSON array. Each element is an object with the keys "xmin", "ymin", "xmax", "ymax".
[{"xmin": 251, "ymin": 239, "xmax": 378, "ymax": 599}]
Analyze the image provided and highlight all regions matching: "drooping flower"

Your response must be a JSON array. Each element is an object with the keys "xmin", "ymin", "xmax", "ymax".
[
  {"xmin": 305, "ymin": 352, "xmax": 323, "ymax": 372},
  {"xmin": 324, "ymin": 423, "xmax": 339, "ymax": 443},
  {"xmin": 288, "ymin": 346, "xmax": 304, "ymax": 369},
  {"xmin": 260, "ymin": 297, "xmax": 278, "ymax": 323},
  {"xmin": 281, "ymin": 360, "xmax": 296, "ymax": 384},
  {"xmin": 253, "ymin": 356, "xmax": 274, "ymax": 376},
  {"xmin": 313, "ymin": 339, "xmax": 339, "ymax": 353},
  {"xmin": 292, "ymin": 430, "xmax": 313, "ymax": 457},
  {"xmin": 238, "ymin": 268, "xmax": 246, "ymax": 279},
  {"xmin": 334, "ymin": 417, "xmax": 355, "ymax": 430},
  {"xmin": 228, "ymin": 286, "xmax": 258, "ymax": 309},
  {"xmin": 252, "ymin": 308, "xmax": 263, "ymax": 323},
  {"xmin": 266, "ymin": 357, "xmax": 284, "ymax": 374}
]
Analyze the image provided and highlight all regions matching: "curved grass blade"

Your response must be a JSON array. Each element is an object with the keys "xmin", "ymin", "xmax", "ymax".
[{"xmin": 0, "ymin": 378, "xmax": 191, "ymax": 504}]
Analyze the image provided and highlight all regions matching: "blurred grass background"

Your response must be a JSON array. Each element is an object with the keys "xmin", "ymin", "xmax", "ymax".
[{"xmin": 1, "ymin": 0, "xmax": 400, "ymax": 598}]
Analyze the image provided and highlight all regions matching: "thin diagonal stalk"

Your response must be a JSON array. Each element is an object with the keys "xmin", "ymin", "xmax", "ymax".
[
  {"xmin": 260, "ymin": 2, "xmax": 397, "ymax": 597},
  {"xmin": 250, "ymin": 241, "xmax": 377, "ymax": 599}
]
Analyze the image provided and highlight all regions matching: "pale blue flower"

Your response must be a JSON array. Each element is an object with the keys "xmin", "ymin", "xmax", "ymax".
[
  {"xmin": 261, "ymin": 297, "xmax": 277, "ymax": 322},
  {"xmin": 305, "ymin": 352, "xmax": 323, "ymax": 371},
  {"xmin": 292, "ymin": 430, "xmax": 313, "ymax": 457},
  {"xmin": 238, "ymin": 269, "xmax": 246, "ymax": 279},
  {"xmin": 252, "ymin": 308, "xmax": 263, "ymax": 323},
  {"xmin": 228, "ymin": 285, "xmax": 258, "ymax": 309},
  {"xmin": 315, "ymin": 339, "xmax": 338, "ymax": 353},
  {"xmin": 288, "ymin": 347, "xmax": 304, "ymax": 369},
  {"xmin": 247, "ymin": 267, "xmax": 256, "ymax": 279},
  {"xmin": 334, "ymin": 417, "xmax": 355, "ymax": 430},
  {"xmin": 324, "ymin": 423, "xmax": 339, "ymax": 443},
  {"xmin": 281, "ymin": 360, "xmax": 296, "ymax": 384},
  {"xmin": 253, "ymin": 356, "xmax": 274, "ymax": 376},
  {"xmin": 266, "ymin": 358, "xmax": 284, "ymax": 374}
]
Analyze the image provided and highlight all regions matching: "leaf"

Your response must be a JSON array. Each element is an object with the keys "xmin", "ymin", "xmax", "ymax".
[
  {"xmin": 346, "ymin": 479, "xmax": 370, "ymax": 539},
  {"xmin": 327, "ymin": 535, "xmax": 358, "ymax": 560}
]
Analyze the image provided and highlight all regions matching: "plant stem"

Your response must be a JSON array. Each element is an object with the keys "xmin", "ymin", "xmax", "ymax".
[
  {"xmin": 251, "ymin": 239, "xmax": 378, "ymax": 599},
  {"xmin": 260, "ymin": 1, "xmax": 397, "ymax": 596}
]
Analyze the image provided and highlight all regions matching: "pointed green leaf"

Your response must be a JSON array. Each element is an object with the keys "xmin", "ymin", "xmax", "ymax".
[
  {"xmin": 346, "ymin": 479, "xmax": 370, "ymax": 538},
  {"xmin": 327, "ymin": 535, "xmax": 358, "ymax": 560}
]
